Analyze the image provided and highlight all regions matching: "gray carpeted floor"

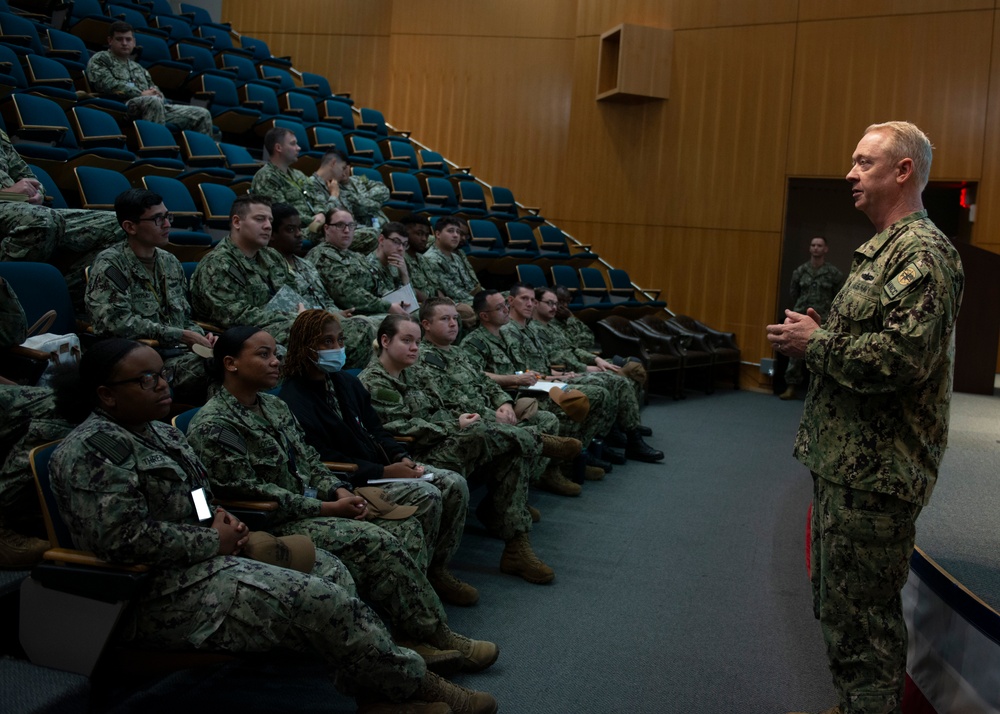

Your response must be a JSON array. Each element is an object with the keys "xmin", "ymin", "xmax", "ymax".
[{"xmin": 3, "ymin": 384, "xmax": 996, "ymax": 713}]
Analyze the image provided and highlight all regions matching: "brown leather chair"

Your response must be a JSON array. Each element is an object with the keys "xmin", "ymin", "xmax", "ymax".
[
  {"xmin": 594, "ymin": 315, "xmax": 684, "ymax": 399},
  {"xmin": 665, "ymin": 315, "xmax": 740, "ymax": 390},
  {"xmin": 633, "ymin": 315, "xmax": 717, "ymax": 395}
]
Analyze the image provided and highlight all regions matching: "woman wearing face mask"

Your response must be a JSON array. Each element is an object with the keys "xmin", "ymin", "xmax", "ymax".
[
  {"xmin": 187, "ymin": 326, "xmax": 499, "ymax": 673},
  {"xmin": 278, "ymin": 309, "xmax": 479, "ymax": 608}
]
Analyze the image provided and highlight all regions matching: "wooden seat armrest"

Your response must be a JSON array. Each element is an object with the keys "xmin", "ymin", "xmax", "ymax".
[
  {"xmin": 6, "ymin": 345, "xmax": 49, "ymax": 361},
  {"xmin": 43, "ymin": 548, "xmax": 150, "ymax": 572},
  {"xmin": 195, "ymin": 320, "xmax": 225, "ymax": 333},
  {"xmin": 390, "ymin": 191, "xmax": 414, "ymax": 201},
  {"xmin": 214, "ymin": 498, "xmax": 279, "ymax": 512},
  {"xmin": 324, "ymin": 461, "xmax": 359, "ymax": 473},
  {"xmin": 393, "ymin": 436, "xmax": 414, "ymax": 444}
]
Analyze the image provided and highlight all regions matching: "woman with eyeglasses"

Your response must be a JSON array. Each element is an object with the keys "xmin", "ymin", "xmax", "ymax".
[
  {"xmin": 360, "ymin": 314, "xmax": 556, "ymax": 586},
  {"xmin": 186, "ymin": 326, "xmax": 498, "ymax": 674},
  {"xmin": 47, "ymin": 338, "xmax": 497, "ymax": 713},
  {"xmin": 278, "ymin": 309, "xmax": 478, "ymax": 608}
]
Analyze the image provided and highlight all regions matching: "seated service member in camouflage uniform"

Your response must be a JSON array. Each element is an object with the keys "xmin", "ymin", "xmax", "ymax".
[
  {"xmin": 780, "ymin": 236, "xmax": 845, "ymax": 400},
  {"xmin": 278, "ymin": 310, "xmax": 481, "ymax": 609},
  {"xmin": 190, "ymin": 195, "xmax": 301, "ymax": 343},
  {"xmin": 48, "ymin": 339, "xmax": 497, "ymax": 714},
  {"xmin": 186, "ymin": 327, "xmax": 498, "ymax": 674},
  {"xmin": 360, "ymin": 314, "xmax": 555, "ymax": 585},
  {"xmin": 421, "ymin": 217, "xmax": 482, "ymax": 305},
  {"xmin": 553, "ymin": 284, "xmax": 598, "ymax": 351},
  {"xmin": 462, "ymin": 289, "xmax": 609, "ymax": 488},
  {"xmin": 768, "ymin": 122, "xmax": 964, "ymax": 714},
  {"xmin": 250, "ymin": 127, "xmax": 329, "ymax": 235},
  {"xmin": 86, "ymin": 22, "xmax": 213, "ymax": 136},
  {"xmin": 86, "ymin": 189, "xmax": 215, "ymax": 403},
  {"xmin": 269, "ymin": 203, "xmax": 376, "ymax": 370},
  {"xmin": 0, "ymin": 277, "xmax": 25, "ymax": 351},
  {"xmin": 0, "ymin": 130, "xmax": 124, "ymax": 309},
  {"xmin": 400, "ymin": 213, "xmax": 435, "ymax": 300},
  {"xmin": 323, "ymin": 148, "xmax": 390, "ymax": 255},
  {"xmin": 503, "ymin": 284, "xmax": 663, "ymax": 463},
  {"xmin": 306, "ymin": 208, "xmax": 411, "ymax": 316}
]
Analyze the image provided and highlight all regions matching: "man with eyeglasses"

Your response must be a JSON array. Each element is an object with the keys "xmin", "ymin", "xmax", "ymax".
[
  {"xmin": 191, "ymin": 195, "xmax": 303, "ymax": 343},
  {"xmin": 306, "ymin": 210, "xmax": 411, "ymax": 316},
  {"xmin": 87, "ymin": 189, "xmax": 216, "ymax": 403}
]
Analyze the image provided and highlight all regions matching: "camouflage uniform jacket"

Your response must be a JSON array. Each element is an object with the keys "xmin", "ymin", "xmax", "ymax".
[
  {"xmin": 331, "ymin": 176, "xmax": 389, "ymax": 232},
  {"xmin": 305, "ymin": 241, "xmax": 390, "ymax": 315},
  {"xmin": 0, "ymin": 277, "xmax": 26, "ymax": 347},
  {"xmin": 250, "ymin": 162, "xmax": 327, "ymax": 224},
  {"xmin": 534, "ymin": 320, "xmax": 595, "ymax": 372},
  {"xmin": 363, "ymin": 251, "xmax": 405, "ymax": 297},
  {"xmin": 282, "ymin": 253, "xmax": 340, "ymax": 312},
  {"xmin": 190, "ymin": 236, "xmax": 295, "ymax": 341},
  {"xmin": 414, "ymin": 343, "xmax": 512, "ymax": 414},
  {"xmin": 86, "ymin": 50, "xmax": 157, "ymax": 98},
  {"xmin": 559, "ymin": 315, "xmax": 597, "ymax": 351},
  {"xmin": 49, "ymin": 411, "xmax": 237, "ymax": 602},
  {"xmin": 0, "ymin": 129, "xmax": 43, "ymax": 196},
  {"xmin": 404, "ymin": 251, "xmax": 435, "ymax": 296},
  {"xmin": 86, "ymin": 242, "xmax": 202, "ymax": 346},
  {"xmin": 794, "ymin": 211, "xmax": 964, "ymax": 505},
  {"xmin": 500, "ymin": 319, "xmax": 553, "ymax": 373},
  {"xmin": 359, "ymin": 359, "xmax": 457, "ymax": 445},
  {"xmin": 460, "ymin": 326, "xmax": 520, "ymax": 376},
  {"xmin": 187, "ymin": 390, "xmax": 352, "ymax": 524},
  {"xmin": 790, "ymin": 260, "xmax": 845, "ymax": 317},
  {"xmin": 420, "ymin": 247, "xmax": 480, "ymax": 303}
]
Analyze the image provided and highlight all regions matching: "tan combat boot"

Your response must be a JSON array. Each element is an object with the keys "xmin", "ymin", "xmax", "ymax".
[
  {"xmin": 0, "ymin": 526, "xmax": 49, "ymax": 569},
  {"xmin": 584, "ymin": 465, "xmax": 605, "ymax": 481},
  {"xmin": 779, "ymin": 386, "xmax": 798, "ymax": 400},
  {"xmin": 434, "ymin": 626, "xmax": 500, "ymax": 672},
  {"xmin": 428, "ymin": 565, "xmax": 480, "ymax": 607},
  {"xmin": 500, "ymin": 532, "xmax": 555, "ymax": 584},
  {"xmin": 528, "ymin": 504, "xmax": 541, "ymax": 522},
  {"xmin": 537, "ymin": 463, "xmax": 582, "ymax": 497},
  {"xmin": 417, "ymin": 671, "xmax": 498, "ymax": 714},
  {"xmin": 539, "ymin": 433, "xmax": 581, "ymax": 461},
  {"xmin": 395, "ymin": 640, "xmax": 463, "ymax": 676}
]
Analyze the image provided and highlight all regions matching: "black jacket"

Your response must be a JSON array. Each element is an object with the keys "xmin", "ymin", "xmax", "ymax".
[{"xmin": 278, "ymin": 372, "xmax": 408, "ymax": 486}]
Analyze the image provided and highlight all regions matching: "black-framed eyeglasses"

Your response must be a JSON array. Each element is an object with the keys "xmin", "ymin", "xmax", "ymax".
[
  {"xmin": 106, "ymin": 367, "xmax": 175, "ymax": 390},
  {"xmin": 385, "ymin": 236, "xmax": 409, "ymax": 248},
  {"xmin": 329, "ymin": 221, "xmax": 357, "ymax": 231},
  {"xmin": 540, "ymin": 300, "xmax": 558, "ymax": 307},
  {"xmin": 136, "ymin": 212, "xmax": 173, "ymax": 227}
]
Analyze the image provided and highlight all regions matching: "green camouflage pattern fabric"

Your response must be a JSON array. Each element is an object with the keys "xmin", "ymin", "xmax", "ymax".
[
  {"xmin": 186, "ymin": 389, "xmax": 454, "ymax": 641},
  {"xmin": 305, "ymin": 241, "xmax": 391, "ymax": 315},
  {"xmin": 786, "ymin": 261, "xmax": 846, "ymax": 387},
  {"xmin": 86, "ymin": 51, "xmax": 213, "ymax": 134},
  {"xmin": 810, "ymin": 475, "xmax": 919, "ymax": 714},
  {"xmin": 558, "ymin": 315, "xmax": 597, "ymax": 351},
  {"xmin": 793, "ymin": 211, "xmax": 964, "ymax": 506},
  {"xmin": 360, "ymin": 359, "xmax": 534, "ymax": 539},
  {"xmin": 49, "ymin": 411, "xmax": 424, "ymax": 699},
  {"xmin": 364, "ymin": 251, "xmax": 406, "ymax": 298},
  {"xmin": 0, "ymin": 278, "xmax": 26, "ymax": 347},
  {"xmin": 0, "ymin": 385, "xmax": 71, "ymax": 527},
  {"xmin": 420, "ymin": 247, "xmax": 480, "ymax": 304},
  {"xmin": 280, "ymin": 254, "xmax": 378, "ymax": 370},
  {"xmin": 189, "ymin": 237, "xmax": 296, "ymax": 342},
  {"xmin": 86, "ymin": 242, "xmax": 208, "ymax": 397},
  {"xmin": 330, "ymin": 176, "xmax": 390, "ymax": 255},
  {"xmin": 461, "ymin": 325, "xmax": 610, "ymax": 447},
  {"xmin": 404, "ymin": 250, "xmax": 435, "ymax": 296},
  {"xmin": 250, "ymin": 162, "xmax": 327, "ymax": 223}
]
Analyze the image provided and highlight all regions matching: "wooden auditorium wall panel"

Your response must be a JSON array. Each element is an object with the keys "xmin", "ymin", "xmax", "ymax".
[
  {"xmin": 797, "ymin": 0, "xmax": 991, "ymax": 23},
  {"xmin": 556, "ymin": 220, "xmax": 782, "ymax": 365},
  {"xmin": 553, "ymin": 23, "xmax": 797, "ymax": 234},
  {"xmin": 389, "ymin": 0, "xmax": 576, "ymax": 38},
  {"xmin": 970, "ymin": 9, "xmax": 1000, "ymax": 252},
  {"xmin": 573, "ymin": 0, "xmax": 796, "ymax": 35},
  {"xmin": 385, "ymin": 34, "xmax": 575, "ymax": 215},
  {"xmin": 785, "ymin": 12, "xmax": 991, "ymax": 183},
  {"xmin": 222, "ymin": 1, "xmax": 391, "ymax": 35}
]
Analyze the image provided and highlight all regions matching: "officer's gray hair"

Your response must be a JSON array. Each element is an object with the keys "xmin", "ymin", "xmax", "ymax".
[{"xmin": 865, "ymin": 121, "xmax": 933, "ymax": 191}]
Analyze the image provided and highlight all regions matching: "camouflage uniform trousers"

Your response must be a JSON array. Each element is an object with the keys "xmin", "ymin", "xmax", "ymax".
[
  {"xmin": 380, "ymin": 466, "xmax": 469, "ymax": 571},
  {"xmin": 784, "ymin": 357, "xmax": 807, "ymax": 387},
  {"xmin": 127, "ymin": 96, "xmax": 214, "ymax": 135},
  {"xmin": 165, "ymin": 351, "xmax": 210, "ymax": 405},
  {"xmin": 810, "ymin": 474, "xmax": 920, "ymax": 714},
  {"xmin": 530, "ymin": 382, "xmax": 615, "ymax": 449},
  {"xmin": 412, "ymin": 421, "xmax": 535, "ymax": 541},
  {"xmin": 271, "ymin": 514, "xmax": 449, "ymax": 644},
  {"xmin": 134, "ymin": 549, "xmax": 425, "ymax": 700},
  {"xmin": 512, "ymin": 405, "xmax": 558, "ymax": 482},
  {"xmin": 0, "ymin": 201, "xmax": 63, "ymax": 262},
  {"xmin": 567, "ymin": 371, "xmax": 641, "ymax": 431}
]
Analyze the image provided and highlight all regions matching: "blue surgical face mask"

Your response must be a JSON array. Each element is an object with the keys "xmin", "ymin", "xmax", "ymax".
[{"xmin": 315, "ymin": 348, "xmax": 346, "ymax": 373}]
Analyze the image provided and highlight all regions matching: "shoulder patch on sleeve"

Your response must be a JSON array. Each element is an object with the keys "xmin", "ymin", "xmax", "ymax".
[
  {"xmin": 213, "ymin": 425, "xmax": 247, "ymax": 454},
  {"xmin": 883, "ymin": 262, "xmax": 925, "ymax": 300},
  {"xmin": 465, "ymin": 337, "xmax": 486, "ymax": 354},
  {"xmin": 372, "ymin": 387, "xmax": 402, "ymax": 404},
  {"xmin": 225, "ymin": 263, "xmax": 247, "ymax": 287},
  {"xmin": 104, "ymin": 264, "xmax": 130, "ymax": 294},
  {"xmin": 86, "ymin": 431, "xmax": 131, "ymax": 466},
  {"xmin": 422, "ymin": 352, "xmax": 447, "ymax": 370}
]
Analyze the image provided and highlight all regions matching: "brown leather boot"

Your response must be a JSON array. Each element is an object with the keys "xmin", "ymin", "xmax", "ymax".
[
  {"xmin": 539, "ymin": 433, "xmax": 581, "ymax": 461},
  {"xmin": 417, "ymin": 671, "xmax": 498, "ymax": 714},
  {"xmin": 536, "ymin": 463, "xmax": 582, "ymax": 497},
  {"xmin": 779, "ymin": 386, "xmax": 798, "ymax": 400},
  {"xmin": 528, "ymin": 505, "xmax": 541, "ymax": 522},
  {"xmin": 0, "ymin": 526, "xmax": 49, "ymax": 569},
  {"xmin": 500, "ymin": 533, "xmax": 555, "ymax": 584},
  {"xmin": 428, "ymin": 566, "xmax": 479, "ymax": 606},
  {"xmin": 434, "ymin": 626, "xmax": 500, "ymax": 672}
]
